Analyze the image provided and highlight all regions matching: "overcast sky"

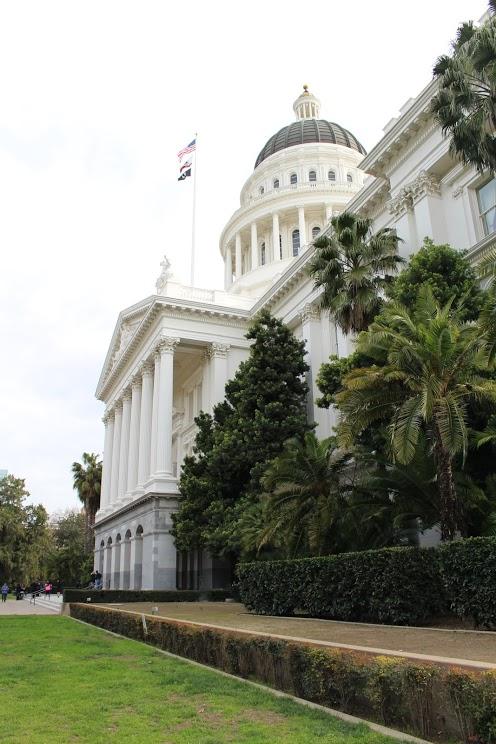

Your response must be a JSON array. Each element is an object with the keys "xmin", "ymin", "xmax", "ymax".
[{"xmin": 0, "ymin": 0, "xmax": 487, "ymax": 514}]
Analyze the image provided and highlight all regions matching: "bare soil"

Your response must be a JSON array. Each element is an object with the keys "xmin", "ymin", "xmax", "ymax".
[{"xmin": 100, "ymin": 601, "xmax": 496, "ymax": 666}]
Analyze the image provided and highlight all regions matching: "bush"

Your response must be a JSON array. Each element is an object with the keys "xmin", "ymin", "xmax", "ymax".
[
  {"xmin": 69, "ymin": 603, "xmax": 496, "ymax": 743},
  {"xmin": 440, "ymin": 537, "xmax": 496, "ymax": 629},
  {"xmin": 237, "ymin": 546, "xmax": 446, "ymax": 625},
  {"xmin": 63, "ymin": 588, "xmax": 232, "ymax": 604}
]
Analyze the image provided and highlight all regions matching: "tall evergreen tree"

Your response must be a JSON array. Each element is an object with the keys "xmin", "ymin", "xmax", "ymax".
[{"xmin": 172, "ymin": 310, "xmax": 310, "ymax": 558}]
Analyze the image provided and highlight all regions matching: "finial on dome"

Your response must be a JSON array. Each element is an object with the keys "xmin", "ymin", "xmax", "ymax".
[{"xmin": 293, "ymin": 85, "xmax": 320, "ymax": 120}]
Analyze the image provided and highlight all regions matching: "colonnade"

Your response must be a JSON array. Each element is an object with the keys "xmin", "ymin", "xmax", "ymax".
[
  {"xmin": 99, "ymin": 336, "xmax": 180, "ymax": 514},
  {"xmin": 224, "ymin": 203, "xmax": 334, "ymax": 287}
]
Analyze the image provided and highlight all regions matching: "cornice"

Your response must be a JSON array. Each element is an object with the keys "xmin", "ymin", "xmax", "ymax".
[{"xmin": 359, "ymin": 79, "xmax": 439, "ymax": 177}]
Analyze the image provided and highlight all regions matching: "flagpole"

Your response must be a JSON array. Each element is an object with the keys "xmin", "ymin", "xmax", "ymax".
[{"xmin": 190, "ymin": 132, "xmax": 198, "ymax": 287}]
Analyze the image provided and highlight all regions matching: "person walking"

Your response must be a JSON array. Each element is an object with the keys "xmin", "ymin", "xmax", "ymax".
[
  {"xmin": 44, "ymin": 581, "xmax": 52, "ymax": 600},
  {"xmin": 1, "ymin": 583, "xmax": 9, "ymax": 602}
]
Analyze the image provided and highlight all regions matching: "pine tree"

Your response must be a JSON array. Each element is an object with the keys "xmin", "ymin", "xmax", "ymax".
[{"xmin": 172, "ymin": 310, "xmax": 310, "ymax": 558}]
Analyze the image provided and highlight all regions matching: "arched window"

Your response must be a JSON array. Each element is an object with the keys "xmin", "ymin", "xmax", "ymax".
[
  {"xmin": 279, "ymin": 234, "xmax": 283, "ymax": 260},
  {"xmin": 312, "ymin": 226, "xmax": 321, "ymax": 239},
  {"xmin": 259, "ymin": 185, "xmax": 264, "ymax": 195},
  {"xmin": 347, "ymin": 173, "xmax": 353, "ymax": 183},
  {"xmin": 125, "ymin": 529, "xmax": 131, "ymax": 540},
  {"xmin": 260, "ymin": 242, "xmax": 266, "ymax": 266},
  {"xmin": 136, "ymin": 525, "xmax": 143, "ymax": 537},
  {"xmin": 292, "ymin": 230, "xmax": 300, "ymax": 256},
  {"xmin": 290, "ymin": 173, "xmax": 298, "ymax": 185},
  {"xmin": 273, "ymin": 178, "xmax": 279, "ymax": 189},
  {"xmin": 328, "ymin": 170, "xmax": 336, "ymax": 181},
  {"xmin": 309, "ymin": 170, "xmax": 317, "ymax": 182}
]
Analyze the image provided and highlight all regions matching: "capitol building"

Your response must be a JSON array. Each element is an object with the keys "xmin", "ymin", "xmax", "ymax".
[{"xmin": 94, "ymin": 81, "xmax": 496, "ymax": 591}]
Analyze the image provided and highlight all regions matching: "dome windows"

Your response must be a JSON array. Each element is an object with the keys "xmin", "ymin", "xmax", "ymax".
[
  {"xmin": 279, "ymin": 234, "xmax": 283, "ymax": 260},
  {"xmin": 347, "ymin": 173, "xmax": 353, "ymax": 183},
  {"xmin": 292, "ymin": 229, "xmax": 300, "ymax": 256},
  {"xmin": 290, "ymin": 173, "xmax": 298, "ymax": 186},
  {"xmin": 312, "ymin": 226, "xmax": 321, "ymax": 239},
  {"xmin": 309, "ymin": 170, "xmax": 317, "ymax": 182},
  {"xmin": 259, "ymin": 185, "xmax": 265, "ymax": 195},
  {"xmin": 328, "ymin": 170, "xmax": 336, "ymax": 181},
  {"xmin": 260, "ymin": 242, "xmax": 266, "ymax": 266},
  {"xmin": 273, "ymin": 178, "xmax": 280, "ymax": 189}
]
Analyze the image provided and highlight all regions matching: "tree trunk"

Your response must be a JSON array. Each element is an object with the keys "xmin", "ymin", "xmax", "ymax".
[
  {"xmin": 84, "ymin": 503, "xmax": 95, "ymax": 553},
  {"xmin": 433, "ymin": 426, "xmax": 458, "ymax": 541}
]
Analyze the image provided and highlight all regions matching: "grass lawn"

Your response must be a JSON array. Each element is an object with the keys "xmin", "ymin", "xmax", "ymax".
[{"xmin": 0, "ymin": 616, "xmax": 403, "ymax": 744}]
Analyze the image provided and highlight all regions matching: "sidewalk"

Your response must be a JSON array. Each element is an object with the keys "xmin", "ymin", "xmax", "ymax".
[{"xmin": 0, "ymin": 598, "xmax": 54, "ymax": 615}]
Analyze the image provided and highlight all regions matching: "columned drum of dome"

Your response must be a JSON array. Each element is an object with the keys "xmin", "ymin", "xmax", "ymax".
[{"xmin": 219, "ymin": 86, "xmax": 366, "ymax": 298}]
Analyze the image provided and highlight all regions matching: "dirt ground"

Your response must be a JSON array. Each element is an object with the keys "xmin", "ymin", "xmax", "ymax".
[{"xmin": 98, "ymin": 601, "xmax": 496, "ymax": 667}]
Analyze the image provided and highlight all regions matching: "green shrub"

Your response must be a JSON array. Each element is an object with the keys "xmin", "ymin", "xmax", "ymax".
[
  {"xmin": 440, "ymin": 537, "xmax": 496, "ymax": 629},
  {"xmin": 63, "ymin": 588, "xmax": 232, "ymax": 604},
  {"xmin": 69, "ymin": 603, "xmax": 496, "ymax": 743},
  {"xmin": 238, "ymin": 546, "xmax": 445, "ymax": 625}
]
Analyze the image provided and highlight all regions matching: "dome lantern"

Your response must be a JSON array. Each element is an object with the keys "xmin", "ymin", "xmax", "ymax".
[{"xmin": 293, "ymin": 84, "xmax": 321, "ymax": 120}]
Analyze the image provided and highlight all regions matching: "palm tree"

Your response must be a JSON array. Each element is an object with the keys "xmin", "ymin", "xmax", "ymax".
[
  {"xmin": 308, "ymin": 212, "xmax": 403, "ymax": 335},
  {"xmin": 246, "ymin": 433, "xmax": 353, "ymax": 557},
  {"xmin": 336, "ymin": 287, "xmax": 496, "ymax": 541},
  {"xmin": 72, "ymin": 453, "xmax": 102, "ymax": 551},
  {"xmin": 431, "ymin": 3, "xmax": 496, "ymax": 173}
]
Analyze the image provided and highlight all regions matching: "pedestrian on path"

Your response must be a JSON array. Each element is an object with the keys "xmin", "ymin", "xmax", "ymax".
[
  {"xmin": 1, "ymin": 583, "xmax": 9, "ymax": 602},
  {"xmin": 44, "ymin": 581, "xmax": 52, "ymax": 599}
]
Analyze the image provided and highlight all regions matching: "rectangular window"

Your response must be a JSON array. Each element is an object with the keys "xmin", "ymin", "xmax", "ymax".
[{"xmin": 477, "ymin": 178, "xmax": 496, "ymax": 236}]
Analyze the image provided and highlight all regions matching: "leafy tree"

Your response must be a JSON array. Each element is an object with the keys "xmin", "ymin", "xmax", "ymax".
[
  {"xmin": 308, "ymin": 211, "xmax": 403, "ymax": 335},
  {"xmin": 388, "ymin": 238, "xmax": 484, "ymax": 320},
  {"xmin": 47, "ymin": 510, "xmax": 92, "ymax": 587},
  {"xmin": 72, "ymin": 453, "xmax": 102, "ymax": 551},
  {"xmin": 336, "ymin": 287, "xmax": 496, "ymax": 541},
  {"xmin": 172, "ymin": 311, "xmax": 310, "ymax": 559},
  {"xmin": 431, "ymin": 3, "xmax": 496, "ymax": 174},
  {"xmin": 240, "ymin": 433, "xmax": 353, "ymax": 558},
  {"xmin": 0, "ymin": 475, "xmax": 51, "ymax": 584}
]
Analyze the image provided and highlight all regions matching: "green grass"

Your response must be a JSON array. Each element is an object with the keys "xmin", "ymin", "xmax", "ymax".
[{"xmin": 0, "ymin": 617, "xmax": 404, "ymax": 744}]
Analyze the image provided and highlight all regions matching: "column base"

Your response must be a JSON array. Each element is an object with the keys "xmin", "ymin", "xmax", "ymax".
[{"xmin": 144, "ymin": 474, "xmax": 179, "ymax": 495}]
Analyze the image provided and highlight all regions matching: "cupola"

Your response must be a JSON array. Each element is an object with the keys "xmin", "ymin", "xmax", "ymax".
[{"xmin": 293, "ymin": 84, "xmax": 321, "ymax": 120}]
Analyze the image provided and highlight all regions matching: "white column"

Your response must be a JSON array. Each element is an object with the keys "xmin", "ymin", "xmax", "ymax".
[
  {"xmin": 325, "ymin": 204, "xmax": 333, "ymax": 223},
  {"xmin": 126, "ymin": 376, "xmax": 141, "ymax": 498},
  {"xmin": 299, "ymin": 304, "xmax": 330, "ymax": 437},
  {"xmin": 251, "ymin": 222, "xmax": 258, "ymax": 270},
  {"xmin": 298, "ymin": 206, "xmax": 307, "ymax": 248},
  {"xmin": 155, "ymin": 337, "xmax": 179, "ymax": 476},
  {"xmin": 137, "ymin": 362, "xmax": 154, "ymax": 488},
  {"xmin": 208, "ymin": 343, "xmax": 230, "ymax": 406},
  {"xmin": 272, "ymin": 213, "xmax": 280, "ymax": 261},
  {"xmin": 235, "ymin": 232, "xmax": 242, "ymax": 280},
  {"xmin": 225, "ymin": 246, "xmax": 233, "ymax": 289},
  {"xmin": 109, "ymin": 401, "xmax": 122, "ymax": 507},
  {"xmin": 149, "ymin": 353, "xmax": 161, "ymax": 477},
  {"xmin": 117, "ymin": 390, "xmax": 131, "ymax": 503},
  {"xmin": 100, "ymin": 410, "xmax": 114, "ymax": 511}
]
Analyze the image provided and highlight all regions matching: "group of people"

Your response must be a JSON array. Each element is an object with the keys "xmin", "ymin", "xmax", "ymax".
[
  {"xmin": 1, "ymin": 582, "xmax": 26, "ymax": 601},
  {"xmin": 89, "ymin": 571, "xmax": 103, "ymax": 590}
]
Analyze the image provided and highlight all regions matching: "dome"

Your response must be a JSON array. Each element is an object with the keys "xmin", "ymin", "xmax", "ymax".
[{"xmin": 254, "ymin": 119, "xmax": 367, "ymax": 169}]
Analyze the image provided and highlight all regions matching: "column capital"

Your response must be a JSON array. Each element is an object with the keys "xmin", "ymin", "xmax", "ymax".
[
  {"xmin": 299, "ymin": 303, "xmax": 320, "ymax": 323},
  {"xmin": 122, "ymin": 388, "xmax": 132, "ymax": 403},
  {"xmin": 157, "ymin": 336, "xmax": 180, "ymax": 355},
  {"xmin": 140, "ymin": 361, "xmax": 154, "ymax": 378},
  {"xmin": 207, "ymin": 342, "xmax": 230, "ymax": 359},
  {"xmin": 114, "ymin": 398, "xmax": 123, "ymax": 412},
  {"xmin": 131, "ymin": 373, "xmax": 142, "ymax": 389},
  {"xmin": 102, "ymin": 409, "xmax": 115, "ymax": 425}
]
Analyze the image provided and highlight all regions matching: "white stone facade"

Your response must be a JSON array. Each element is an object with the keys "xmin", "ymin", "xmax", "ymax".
[{"xmin": 95, "ymin": 82, "xmax": 496, "ymax": 589}]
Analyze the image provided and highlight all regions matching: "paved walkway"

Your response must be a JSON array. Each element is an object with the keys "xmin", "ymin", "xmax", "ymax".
[
  {"xmin": 99, "ymin": 602, "xmax": 496, "ymax": 669},
  {"xmin": 0, "ymin": 597, "xmax": 54, "ymax": 615}
]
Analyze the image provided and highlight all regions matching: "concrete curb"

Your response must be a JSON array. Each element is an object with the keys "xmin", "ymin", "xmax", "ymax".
[
  {"xmin": 69, "ymin": 615, "xmax": 432, "ymax": 744},
  {"xmin": 97, "ymin": 604, "xmax": 496, "ymax": 671}
]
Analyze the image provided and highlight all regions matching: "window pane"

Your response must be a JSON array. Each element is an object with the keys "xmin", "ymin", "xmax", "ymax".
[
  {"xmin": 292, "ymin": 230, "xmax": 300, "ymax": 256},
  {"xmin": 478, "ymin": 179, "xmax": 496, "ymax": 214},
  {"xmin": 309, "ymin": 170, "xmax": 316, "ymax": 182},
  {"xmin": 312, "ymin": 226, "xmax": 320, "ymax": 238},
  {"xmin": 328, "ymin": 170, "xmax": 335, "ymax": 181},
  {"xmin": 483, "ymin": 206, "xmax": 496, "ymax": 235},
  {"xmin": 290, "ymin": 173, "xmax": 297, "ymax": 185}
]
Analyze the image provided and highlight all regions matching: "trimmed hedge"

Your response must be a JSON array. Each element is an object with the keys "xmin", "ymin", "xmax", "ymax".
[
  {"xmin": 238, "ymin": 546, "xmax": 446, "ymax": 626},
  {"xmin": 63, "ymin": 588, "xmax": 232, "ymax": 604},
  {"xmin": 69, "ymin": 603, "xmax": 496, "ymax": 743},
  {"xmin": 237, "ymin": 537, "xmax": 496, "ymax": 628}
]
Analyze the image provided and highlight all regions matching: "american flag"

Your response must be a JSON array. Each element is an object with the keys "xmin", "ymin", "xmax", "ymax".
[{"xmin": 177, "ymin": 138, "xmax": 196, "ymax": 160}]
